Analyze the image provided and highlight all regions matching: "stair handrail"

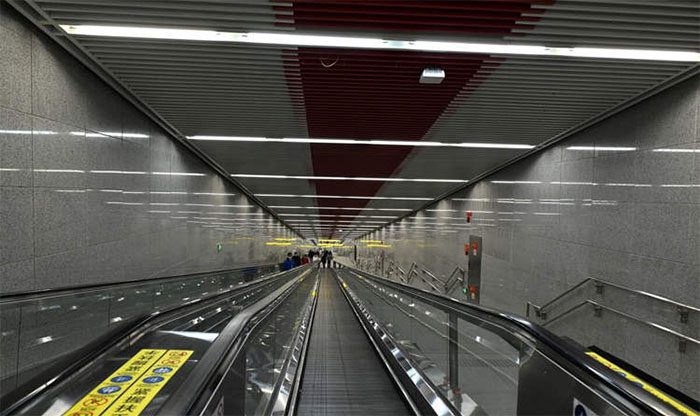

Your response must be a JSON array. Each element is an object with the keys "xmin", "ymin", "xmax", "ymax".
[
  {"xmin": 526, "ymin": 277, "xmax": 699, "ymax": 323},
  {"xmin": 386, "ymin": 261, "xmax": 467, "ymax": 295},
  {"xmin": 543, "ymin": 299, "xmax": 700, "ymax": 353},
  {"xmin": 444, "ymin": 266, "xmax": 466, "ymax": 294}
]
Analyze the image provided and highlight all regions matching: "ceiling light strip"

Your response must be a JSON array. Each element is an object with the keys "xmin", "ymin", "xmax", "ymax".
[
  {"xmin": 59, "ymin": 25, "xmax": 700, "ymax": 62},
  {"xmin": 232, "ymin": 174, "xmax": 467, "ymax": 183},
  {"xmin": 189, "ymin": 135, "xmax": 534, "ymax": 149},
  {"xmin": 256, "ymin": 194, "xmax": 432, "ymax": 201}
]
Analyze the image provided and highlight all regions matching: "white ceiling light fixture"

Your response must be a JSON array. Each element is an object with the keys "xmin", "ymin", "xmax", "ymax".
[
  {"xmin": 567, "ymin": 146, "xmax": 637, "ymax": 152},
  {"xmin": 268, "ymin": 206, "xmax": 413, "ymax": 212},
  {"xmin": 256, "ymin": 193, "xmax": 432, "ymax": 201},
  {"xmin": 60, "ymin": 25, "xmax": 700, "ymax": 62},
  {"xmin": 232, "ymin": 174, "xmax": 467, "ymax": 183},
  {"xmin": 190, "ymin": 135, "xmax": 533, "ymax": 150},
  {"xmin": 652, "ymin": 148, "xmax": 700, "ymax": 153}
]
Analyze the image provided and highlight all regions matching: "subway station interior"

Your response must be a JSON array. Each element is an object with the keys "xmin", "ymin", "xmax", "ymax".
[{"xmin": 1, "ymin": 1, "xmax": 699, "ymax": 415}]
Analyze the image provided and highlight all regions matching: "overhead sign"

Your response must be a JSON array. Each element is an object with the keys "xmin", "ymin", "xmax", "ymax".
[{"xmin": 64, "ymin": 349, "xmax": 193, "ymax": 416}]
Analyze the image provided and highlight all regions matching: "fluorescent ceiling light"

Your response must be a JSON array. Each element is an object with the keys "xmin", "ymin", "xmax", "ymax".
[
  {"xmin": 491, "ymin": 180, "xmax": 542, "ymax": 184},
  {"xmin": 152, "ymin": 171, "xmax": 206, "ymax": 176},
  {"xmin": 268, "ymin": 206, "xmax": 413, "ymax": 211},
  {"xmin": 280, "ymin": 214, "xmax": 398, "ymax": 219},
  {"xmin": 191, "ymin": 135, "xmax": 533, "ymax": 150},
  {"xmin": 60, "ymin": 25, "xmax": 700, "ymax": 62},
  {"xmin": 256, "ymin": 193, "xmax": 431, "ymax": 201},
  {"xmin": 652, "ymin": 148, "xmax": 700, "ymax": 153},
  {"xmin": 567, "ymin": 146, "xmax": 636, "ymax": 152},
  {"xmin": 232, "ymin": 174, "xmax": 467, "ymax": 183}
]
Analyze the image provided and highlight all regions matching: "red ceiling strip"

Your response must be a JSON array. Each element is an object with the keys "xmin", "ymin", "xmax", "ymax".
[{"xmin": 278, "ymin": 0, "xmax": 550, "ymax": 236}]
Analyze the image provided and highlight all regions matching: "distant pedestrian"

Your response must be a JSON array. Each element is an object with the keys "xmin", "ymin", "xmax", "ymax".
[
  {"xmin": 282, "ymin": 253, "xmax": 294, "ymax": 271},
  {"xmin": 308, "ymin": 250, "xmax": 315, "ymax": 262},
  {"xmin": 327, "ymin": 250, "xmax": 334, "ymax": 268},
  {"xmin": 301, "ymin": 255, "xmax": 310, "ymax": 265},
  {"xmin": 321, "ymin": 250, "xmax": 329, "ymax": 268}
]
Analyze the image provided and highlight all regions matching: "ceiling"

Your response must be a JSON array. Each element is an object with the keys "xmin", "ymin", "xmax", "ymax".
[{"xmin": 14, "ymin": 0, "xmax": 699, "ymax": 240}]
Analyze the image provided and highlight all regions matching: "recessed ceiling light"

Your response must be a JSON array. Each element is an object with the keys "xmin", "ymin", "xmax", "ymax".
[
  {"xmin": 190, "ymin": 135, "xmax": 533, "ymax": 150},
  {"xmin": 232, "ymin": 174, "xmax": 467, "ymax": 183},
  {"xmin": 60, "ymin": 25, "xmax": 700, "ymax": 62}
]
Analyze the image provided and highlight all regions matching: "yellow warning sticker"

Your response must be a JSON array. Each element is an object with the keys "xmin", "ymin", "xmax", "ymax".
[
  {"xmin": 586, "ymin": 352, "xmax": 698, "ymax": 416},
  {"xmin": 104, "ymin": 349, "xmax": 193, "ymax": 416},
  {"xmin": 63, "ymin": 349, "xmax": 193, "ymax": 416},
  {"xmin": 63, "ymin": 349, "xmax": 167, "ymax": 416}
]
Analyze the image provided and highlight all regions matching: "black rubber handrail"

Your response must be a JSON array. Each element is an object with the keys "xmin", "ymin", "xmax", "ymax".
[
  {"xmin": 159, "ymin": 266, "xmax": 315, "ymax": 415},
  {"xmin": 343, "ymin": 266, "xmax": 681, "ymax": 416},
  {"xmin": 0, "ymin": 262, "xmax": 278, "ymax": 302},
  {"xmin": 1, "ymin": 266, "xmax": 301, "ymax": 416}
]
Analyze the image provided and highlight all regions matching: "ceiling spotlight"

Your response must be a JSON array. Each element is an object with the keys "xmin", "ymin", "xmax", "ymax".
[{"xmin": 420, "ymin": 68, "xmax": 445, "ymax": 84}]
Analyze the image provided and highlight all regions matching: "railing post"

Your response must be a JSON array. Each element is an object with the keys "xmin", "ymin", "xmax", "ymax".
[
  {"xmin": 679, "ymin": 308, "xmax": 689, "ymax": 324},
  {"xmin": 594, "ymin": 281, "xmax": 604, "ymax": 294},
  {"xmin": 448, "ymin": 313, "xmax": 459, "ymax": 391},
  {"xmin": 679, "ymin": 339, "xmax": 687, "ymax": 353}
]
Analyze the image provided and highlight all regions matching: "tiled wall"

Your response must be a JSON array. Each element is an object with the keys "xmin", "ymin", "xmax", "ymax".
[
  {"xmin": 0, "ymin": 4, "xmax": 296, "ymax": 294},
  {"xmin": 360, "ymin": 75, "xmax": 699, "ymax": 397}
]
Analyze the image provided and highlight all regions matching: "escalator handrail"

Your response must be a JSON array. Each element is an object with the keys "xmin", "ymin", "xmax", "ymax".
[
  {"xmin": 158, "ymin": 265, "xmax": 314, "ymax": 416},
  {"xmin": 344, "ymin": 265, "xmax": 675, "ymax": 416},
  {"xmin": 0, "ymin": 262, "xmax": 279, "ymax": 302},
  {"xmin": 1, "ymin": 266, "xmax": 304, "ymax": 416}
]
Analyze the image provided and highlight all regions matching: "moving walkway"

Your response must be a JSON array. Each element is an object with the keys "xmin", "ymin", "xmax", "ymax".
[{"xmin": 0, "ymin": 264, "xmax": 696, "ymax": 415}]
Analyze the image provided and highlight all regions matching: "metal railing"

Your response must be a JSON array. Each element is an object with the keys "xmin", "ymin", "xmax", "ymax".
[
  {"xmin": 526, "ymin": 277, "xmax": 700, "ymax": 353},
  {"xmin": 545, "ymin": 300, "xmax": 700, "ymax": 353},
  {"xmin": 381, "ymin": 260, "xmax": 466, "ymax": 296}
]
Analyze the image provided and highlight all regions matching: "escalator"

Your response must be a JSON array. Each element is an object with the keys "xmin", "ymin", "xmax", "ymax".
[
  {"xmin": 295, "ymin": 271, "xmax": 411, "ymax": 415},
  {"xmin": 1, "ymin": 264, "xmax": 696, "ymax": 416}
]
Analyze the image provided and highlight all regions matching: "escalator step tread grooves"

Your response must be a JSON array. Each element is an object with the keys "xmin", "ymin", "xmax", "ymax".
[{"xmin": 296, "ymin": 270, "xmax": 411, "ymax": 415}]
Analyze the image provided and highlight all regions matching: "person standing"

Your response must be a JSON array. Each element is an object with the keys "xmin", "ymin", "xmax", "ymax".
[
  {"xmin": 292, "ymin": 251, "xmax": 301, "ymax": 267},
  {"xmin": 320, "ymin": 250, "xmax": 329, "ymax": 268},
  {"xmin": 282, "ymin": 253, "xmax": 295, "ymax": 271},
  {"xmin": 301, "ymin": 254, "xmax": 310, "ymax": 265}
]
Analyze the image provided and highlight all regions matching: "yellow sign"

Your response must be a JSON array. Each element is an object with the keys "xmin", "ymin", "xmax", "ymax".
[
  {"xmin": 106, "ymin": 349, "xmax": 193, "ymax": 415},
  {"xmin": 586, "ymin": 352, "xmax": 697, "ymax": 416},
  {"xmin": 64, "ymin": 349, "xmax": 193, "ymax": 416}
]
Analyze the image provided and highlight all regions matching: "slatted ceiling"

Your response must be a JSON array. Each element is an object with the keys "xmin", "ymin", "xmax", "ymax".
[
  {"xmin": 426, "ymin": 55, "xmax": 692, "ymax": 145},
  {"xmin": 511, "ymin": 1, "xmax": 700, "ymax": 50},
  {"xmin": 20, "ymin": 0, "xmax": 699, "ymax": 238},
  {"xmin": 75, "ymin": 37, "xmax": 308, "ymax": 137},
  {"xmin": 38, "ymin": 0, "xmax": 287, "ymax": 31},
  {"xmin": 274, "ymin": 0, "xmax": 552, "ymax": 36}
]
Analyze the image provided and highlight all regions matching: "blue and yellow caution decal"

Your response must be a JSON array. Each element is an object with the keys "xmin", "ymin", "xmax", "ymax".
[
  {"xmin": 63, "ymin": 349, "xmax": 193, "ymax": 416},
  {"xmin": 586, "ymin": 352, "xmax": 697, "ymax": 416}
]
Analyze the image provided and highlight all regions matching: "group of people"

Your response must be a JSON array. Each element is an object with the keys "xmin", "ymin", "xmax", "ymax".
[{"xmin": 282, "ymin": 249, "xmax": 335, "ymax": 270}]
